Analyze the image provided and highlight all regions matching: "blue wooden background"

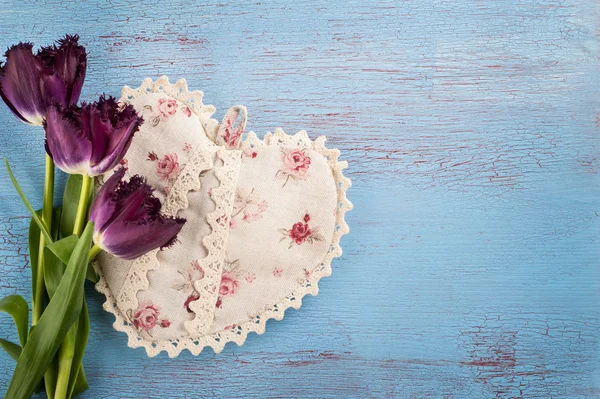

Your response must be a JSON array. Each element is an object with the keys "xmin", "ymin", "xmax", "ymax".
[{"xmin": 1, "ymin": 1, "xmax": 599, "ymax": 398}]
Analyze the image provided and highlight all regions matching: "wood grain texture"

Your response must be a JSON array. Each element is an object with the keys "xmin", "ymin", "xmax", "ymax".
[{"xmin": 0, "ymin": 0, "xmax": 599, "ymax": 398}]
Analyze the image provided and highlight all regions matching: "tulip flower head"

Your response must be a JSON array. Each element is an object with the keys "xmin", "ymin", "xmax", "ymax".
[
  {"xmin": 0, "ymin": 34, "xmax": 86, "ymax": 125},
  {"xmin": 89, "ymin": 168, "xmax": 186, "ymax": 260},
  {"xmin": 44, "ymin": 95, "xmax": 143, "ymax": 176}
]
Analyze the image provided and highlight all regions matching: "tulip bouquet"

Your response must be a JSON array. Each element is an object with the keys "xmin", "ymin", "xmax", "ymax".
[{"xmin": 0, "ymin": 35, "xmax": 185, "ymax": 398}]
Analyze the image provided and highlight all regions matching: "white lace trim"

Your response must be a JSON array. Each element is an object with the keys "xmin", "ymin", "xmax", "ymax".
[
  {"xmin": 120, "ymin": 76, "xmax": 219, "ymax": 138},
  {"xmin": 184, "ymin": 149, "xmax": 241, "ymax": 335},
  {"xmin": 114, "ymin": 148, "xmax": 214, "ymax": 314}
]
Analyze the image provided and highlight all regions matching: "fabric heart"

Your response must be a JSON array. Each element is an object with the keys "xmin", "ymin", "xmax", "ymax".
[{"xmin": 93, "ymin": 76, "xmax": 352, "ymax": 357}]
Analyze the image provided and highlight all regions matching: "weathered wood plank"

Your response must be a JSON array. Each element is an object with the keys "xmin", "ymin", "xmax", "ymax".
[{"xmin": 0, "ymin": 0, "xmax": 599, "ymax": 398}]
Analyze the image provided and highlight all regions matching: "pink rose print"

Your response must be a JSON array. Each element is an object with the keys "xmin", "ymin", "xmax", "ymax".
[
  {"xmin": 242, "ymin": 148, "xmax": 258, "ymax": 159},
  {"xmin": 279, "ymin": 213, "xmax": 325, "ymax": 248},
  {"xmin": 283, "ymin": 149, "xmax": 311, "ymax": 176},
  {"xmin": 142, "ymin": 98, "xmax": 179, "ymax": 127},
  {"xmin": 184, "ymin": 291, "xmax": 200, "ymax": 313},
  {"xmin": 276, "ymin": 148, "xmax": 311, "ymax": 187},
  {"xmin": 219, "ymin": 271, "xmax": 240, "ymax": 296},
  {"xmin": 273, "ymin": 268, "xmax": 283, "ymax": 277},
  {"xmin": 132, "ymin": 302, "xmax": 159, "ymax": 331},
  {"xmin": 215, "ymin": 260, "xmax": 248, "ymax": 309},
  {"xmin": 114, "ymin": 158, "xmax": 128, "ymax": 172},
  {"xmin": 245, "ymin": 272, "xmax": 256, "ymax": 283},
  {"xmin": 129, "ymin": 301, "xmax": 170, "ymax": 337},
  {"xmin": 242, "ymin": 200, "xmax": 268, "ymax": 223},
  {"xmin": 231, "ymin": 188, "xmax": 268, "ymax": 227},
  {"xmin": 290, "ymin": 222, "xmax": 311, "ymax": 245},
  {"xmin": 147, "ymin": 151, "xmax": 158, "ymax": 161},
  {"xmin": 158, "ymin": 98, "xmax": 178, "ymax": 118},
  {"xmin": 174, "ymin": 260, "xmax": 205, "ymax": 292},
  {"xmin": 156, "ymin": 153, "xmax": 180, "ymax": 180},
  {"xmin": 182, "ymin": 106, "xmax": 192, "ymax": 118},
  {"xmin": 221, "ymin": 117, "xmax": 243, "ymax": 148},
  {"xmin": 183, "ymin": 142, "xmax": 193, "ymax": 153}
]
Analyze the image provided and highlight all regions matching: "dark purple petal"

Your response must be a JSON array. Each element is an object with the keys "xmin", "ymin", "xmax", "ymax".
[
  {"xmin": 0, "ymin": 43, "xmax": 48, "ymax": 125},
  {"xmin": 40, "ymin": 73, "xmax": 69, "ymax": 109},
  {"xmin": 100, "ymin": 217, "xmax": 186, "ymax": 260},
  {"xmin": 84, "ymin": 102, "xmax": 112, "ymax": 172},
  {"xmin": 89, "ymin": 167, "xmax": 125, "ymax": 234},
  {"xmin": 43, "ymin": 104, "xmax": 92, "ymax": 174},
  {"xmin": 107, "ymin": 183, "xmax": 152, "ymax": 225},
  {"xmin": 109, "ymin": 175, "xmax": 160, "ymax": 224},
  {"xmin": 38, "ymin": 34, "xmax": 87, "ymax": 105},
  {"xmin": 90, "ymin": 171, "xmax": 186, "ymax": 260},
  {"xmin": 88, "ymin": 97, "xmax": 142, "ymax": 176}
]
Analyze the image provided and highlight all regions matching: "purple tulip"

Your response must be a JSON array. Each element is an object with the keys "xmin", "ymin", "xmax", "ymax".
[
  {"xmin": 90, "ymin": 168, "xmax": 186, "ymax": 260},
  {"xmin": 44, "ymin": 95, "xmax": 143, "ymax": 176},
  {"xmin": 0, "ymin": 34, "xmax": 86, "ymax": 125}
]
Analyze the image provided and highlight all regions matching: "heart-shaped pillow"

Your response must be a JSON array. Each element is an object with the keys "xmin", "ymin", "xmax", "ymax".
[{"xmin": 94, "ymin": 77, "xmax": 352, "ymax": 357}]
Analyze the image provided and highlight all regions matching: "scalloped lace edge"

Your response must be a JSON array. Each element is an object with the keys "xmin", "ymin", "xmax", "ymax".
[
  {"xmin": 184, "ymin": 149, "xmax": 241, "ymax": 335},
  {"xmin": 108, "ymin": 150, "xmax": 212, "ymax": 318}
]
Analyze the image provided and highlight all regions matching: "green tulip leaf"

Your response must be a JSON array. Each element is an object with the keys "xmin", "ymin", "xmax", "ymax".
[
  {"xmin": 71, "ymin": 366, "xmax": 89, "ymax": 398},
  {"xmin": 86, "ymin": 264, "xmax": 99, "ymax": 283},
  {"xmin": 0, "ymin": 338, "xmax": 22, "ymax": 361},
  {"xmin": 28, "ymin": 210, "xmax": 42, "ymax": 297},
  {"xmin": 0, "ymin": 295, "xmax": 29, "ymax": 347},
  {"xmin": 4, "ymin": 223, "xmax": 94, "ymax": 399},
  {"xmin": 67, "ymin": 298, "xmax": 90, "ymax": 398},
  {"xmin": 47, "ymin": 235, "xmax": 79, "ymax": 266},
  {"xmin": 29, "ymin": 207, "xmax": 62, "ymax": 301},
  {"xmin": 4, "ymin": 159, "xmax": 53, "ymax": 244}
]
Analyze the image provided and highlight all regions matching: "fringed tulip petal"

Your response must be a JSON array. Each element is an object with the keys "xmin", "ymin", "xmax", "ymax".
[
  {"xmin": 0, "ymin": 35, "xmax": 87, "ymax": 125},
  {"xmin": 89, "ymin": 172, "xmax": 186, "ymax": 260},
  {"xmin": 43, "ymin": 95, "xmax": 143, "ymax": 176},
  {"xmin": 39, "ymin": 34, "xmax": 87, "ymax": 105},
  {"xmin": 88, "ymin": 97, "xmax": 142, "ymax": 175},
  {"xmin": 100, "ymin": 217, "xmax": 186, "ymax": 260},
  {"xmin": 89, "ymin": 167, "xmax": 124, "ymax": 233},
  {"xmin": 0, "ymin": 43, "xmax": 47, "ymax": 125},
  {"xmin": 44, "ymin": 105, "xmax": 92, "ymax": 175}
]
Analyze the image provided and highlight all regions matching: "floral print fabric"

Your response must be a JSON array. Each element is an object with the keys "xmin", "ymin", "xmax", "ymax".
[
  {"xmin": 96, "ymin": 91, "xmax": 239, "ymax": 341},
  {"xmin": 209, "ymin": 142, "xmax": 337, "ymax": 332},
  {"xmin": 96, "ymin": 84, "xmax": 342, "ymax": 351}
]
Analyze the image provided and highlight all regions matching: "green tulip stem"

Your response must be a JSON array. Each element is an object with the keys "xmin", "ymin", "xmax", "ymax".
[
  {"xmin": 33, "ymin": 154, "xmax": 55, "ymax": 325},
  {"xmin": 89, "ymin": 243, "xmax": 102, "ymax": 261},
  {"xmin": 72, "ymin": 174, "xmax": 92, "ymax": 237},
  {"xmin": 56, "ymin": 174, "xmax": 92, "ymax": 399}
]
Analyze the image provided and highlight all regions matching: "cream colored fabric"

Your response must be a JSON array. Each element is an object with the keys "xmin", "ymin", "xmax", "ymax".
[{"xmin": 94, "ymin": 77, "xmax": 351, "ymax": 357}]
